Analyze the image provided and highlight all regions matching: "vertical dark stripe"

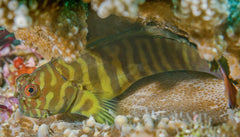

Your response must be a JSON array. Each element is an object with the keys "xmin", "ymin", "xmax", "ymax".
[
  {"xmin": 162, "ymin": 38, "xmax": 178, "ymax": 70},
  {"xmin": 70, "ymin": 61, "xmax": 83, "ymax": 82},
  {"xmin": 37, "ymin": 70, "xmax": 49, "ymax": 110},
  {"xmin": 96, "ymin": 45, "xmax": 122, "ymax": 93},
  {"xmin": 171, "ymin": 41, "xmax": 187, "ymax": 69},
  {"xmin": 179, "ymin": 43, "xmax": 192, "ymax": 70},
  {"xmin": 141, "ymin": 38, "xmax": 157, "ymax": 73},
  {"xmin": 185, "ymin": 45, "xmax": 197, "ymax": 70},
  {"xmin": 52, "ymin": 59, "xmax": 70, "ymax": 80},
  {"xmin": 47, "ymin": 70, "xmax": 61, "ymax": 109},
  {"xmin": 164, "ymin": 39, "xmax": 185, "ymax": 70},
  {"xmin": 144, "ymin": 37, "xmax": 162, "ymax": 71},
  {"xmin": 81, "ymin": 53, "xmax": 102, "ymax": 91},
  {"xmin": 150, "ymin": 37, "xmax": 169, "ymax": 71},
  {"xmin": 118, "ymin": 40, "xmax": 135, "ymax": 83},
  {"xmin": 131, "ymin": 37, "xmax": 147, "ymax": 76}
]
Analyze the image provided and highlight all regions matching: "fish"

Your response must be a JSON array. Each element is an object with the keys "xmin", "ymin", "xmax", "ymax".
[
  {"xmin": 16, "ymin": 29, "xmax": 216, "ymax": 124},
  {"xmin": 116, "ymin": 70, "xmax": 228, "ymax": 125}
]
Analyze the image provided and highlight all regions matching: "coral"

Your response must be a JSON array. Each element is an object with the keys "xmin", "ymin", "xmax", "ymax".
[
  {"xmin": 136, "ymin": 0, "xmax": 240, "ymax": 86},
  {"xmin": 0, "ymin": 0, "xmax": 20, "ymax": 30},
  {"xmin": 172, "ymin": 0, "xmax": 240, "ymax": 83},
  {"xmin": 0, "ymin": 0, "xmax": 87, "ymax": 31},
  {"xmin": 224, "ymin": 53, "xmax": 240, "ymax": 85},
  {"xmin": 91, "ymin": 0, "xmax": 145, "ymax": 18},
  {"xmin": 224, "ymin": 0, "xmax": 240, "ymax": 81},
  {"xmin": 139, "ymin": 0, "xmax": 229, "ymax": 61},
  {"xmin": 15, "ymin": 25, "xmax": 87, "ymax": 62},
  {"xmin": 0, "ymin": 0, "xmax": 88, "ymax": 62},
  {"xmin": 1, "ymin": 108, "xmax": 240, "ymax": 136},
  {"xmin": 138, "ymin": 1, "xmax": 231, "ymax": 81},
  {"xmin": 0, "ymin": 0, "xmax": 39, "ymax": 31}
]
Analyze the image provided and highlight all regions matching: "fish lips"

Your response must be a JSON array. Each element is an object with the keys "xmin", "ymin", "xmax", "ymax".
[{"xmin": 19, "ymin": 97, "xmax": 50, "ymax": 118}]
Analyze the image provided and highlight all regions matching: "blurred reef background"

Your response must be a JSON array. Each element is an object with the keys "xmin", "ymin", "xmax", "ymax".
[{"xmin": 0, "ymin": 0, "xmax": 240, "ymax": 136}]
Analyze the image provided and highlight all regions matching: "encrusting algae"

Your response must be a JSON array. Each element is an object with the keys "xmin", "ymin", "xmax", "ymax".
[{"xmin": 0, "ymin": 0, "xmax": 240, "ymax": 136}]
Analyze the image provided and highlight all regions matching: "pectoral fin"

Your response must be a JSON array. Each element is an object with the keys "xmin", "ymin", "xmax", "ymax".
[
  {"xmin": 69, "ymin": 89, "xmax": 116, "ymax": 124},
  {"xmin": 94, "ymin": 98, "xmax": 117, "ymax": 124}
]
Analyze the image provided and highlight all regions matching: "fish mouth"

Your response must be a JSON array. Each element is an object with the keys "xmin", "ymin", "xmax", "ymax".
[
  {"xmin": 22, "ymin": 108, "xmax": 50, "ymax": 118},
  {"xmin": 19, "ymin": 99, "xmax": 50, "ymax": 118}
]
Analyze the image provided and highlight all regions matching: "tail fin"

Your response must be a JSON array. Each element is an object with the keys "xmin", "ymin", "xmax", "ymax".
[
  {"xmin": 220, "ymin": 67, "xmax": 238, "ymax": 108},
  {"xmin": 217, "ymin": 57, "xmax": 238, "ymax": 108}
]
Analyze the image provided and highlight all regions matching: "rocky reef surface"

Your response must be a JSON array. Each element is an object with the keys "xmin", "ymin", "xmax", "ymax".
[{"xmin": 0, "ymin": 0, "xmax": 240, "ymax": 136}]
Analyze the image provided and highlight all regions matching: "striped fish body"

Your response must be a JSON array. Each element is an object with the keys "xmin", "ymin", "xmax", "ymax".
[
  {"xmin": 17, "ymin": 31, "xmax": 211, "ymax": 123},
  {"xmin": 51, "ymin": 32, "xmax": 210, "ymax": 98}
]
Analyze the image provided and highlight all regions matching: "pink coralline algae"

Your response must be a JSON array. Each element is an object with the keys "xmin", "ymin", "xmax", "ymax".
[{"xmin": 0, "ymin": 96, "xmax": 18, "ymax": 123}]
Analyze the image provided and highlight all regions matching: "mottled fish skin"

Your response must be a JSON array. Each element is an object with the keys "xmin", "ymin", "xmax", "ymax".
[
  {"xmin": 17, "ymin": 31, "xmax": 213, "ymax": 123},
  {"xmin": 116, "ymin": 71, "xmax": 228, "ymax": 125}
]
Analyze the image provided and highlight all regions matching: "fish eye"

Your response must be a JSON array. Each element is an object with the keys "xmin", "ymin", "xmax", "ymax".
[{"xmin": 24, "ymin": 84, "xmax": 40, "ymax": 98}]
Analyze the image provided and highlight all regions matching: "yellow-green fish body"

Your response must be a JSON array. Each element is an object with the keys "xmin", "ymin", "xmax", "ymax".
[{"xmin": 17, "ymin": 31, "xmax": 212, "ymax": 123}]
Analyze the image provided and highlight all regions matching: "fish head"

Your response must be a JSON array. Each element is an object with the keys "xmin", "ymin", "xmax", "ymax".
[
  {"xmin": 17, "ymin": 70, "xmax": 50, "ymax": 118},
  {"xmin": 16, "ymin": 61, "xmax": 78, "ymax": 118}
]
